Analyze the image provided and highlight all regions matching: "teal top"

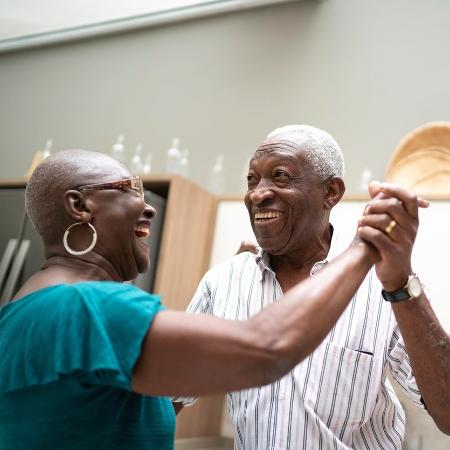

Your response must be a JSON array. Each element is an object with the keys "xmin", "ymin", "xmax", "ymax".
[{"xmin": 0, "ymin": 281, "xmax": 175, "ymax": 450}]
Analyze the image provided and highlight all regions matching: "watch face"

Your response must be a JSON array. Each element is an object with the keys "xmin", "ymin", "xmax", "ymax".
[{"xmin": 408, "ymin": 277, "xmax": 422, "ymax": 298}]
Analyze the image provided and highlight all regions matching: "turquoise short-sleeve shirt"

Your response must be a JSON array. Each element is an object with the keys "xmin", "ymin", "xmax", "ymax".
[{"xmin": 0, "ymin": 281, "xmax": 175, "ymax": 450}]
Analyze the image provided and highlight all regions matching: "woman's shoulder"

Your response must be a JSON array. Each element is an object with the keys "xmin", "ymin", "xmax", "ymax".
[
  {"xmin": 0, "ymin": 281, "xmax": 163, "ymax": 394},
  {"xmin": 71, "ymin": 281, "xmax": 161, "ymax": 307},
  {"xmin": 69, "ymin": 280, "xmax": 153, "ymax": 298},
  {"xmin": 15, "ymin": 280, "xmax": 154, "ymax": 299}
]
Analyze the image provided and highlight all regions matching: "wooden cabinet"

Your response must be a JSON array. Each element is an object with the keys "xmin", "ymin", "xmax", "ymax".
[
  {"xmin": 0, "ymin": 175, "xmax": 224, "ymax": 439},
  {"xmin": 138, "ymin": 175, "xmax": 217, "ymax": 311},
  {"xmin": 141, "ymin": 175, "xmax": 224, "ymax": 439}
]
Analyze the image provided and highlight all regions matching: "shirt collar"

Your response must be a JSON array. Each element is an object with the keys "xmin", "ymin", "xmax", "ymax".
[{"xmin": 255, "ymin": 246, "xmax": 272, "ymax": 273}]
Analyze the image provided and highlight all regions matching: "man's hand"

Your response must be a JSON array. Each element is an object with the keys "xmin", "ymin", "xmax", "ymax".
[{"xmin": 357, "ymin": 181, "xmax": 429, "ymax": 291}]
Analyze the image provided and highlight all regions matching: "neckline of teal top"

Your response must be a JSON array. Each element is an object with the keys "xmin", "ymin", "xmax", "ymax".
[{"xmin": 2, "ymin": 280, "xmax": 127, "ymax": 310}]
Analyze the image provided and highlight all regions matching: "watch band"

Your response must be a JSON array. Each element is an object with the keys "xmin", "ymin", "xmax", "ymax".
[{"xmin": 381, "ymin": 288, "xmax": 412, "ymax": 303}]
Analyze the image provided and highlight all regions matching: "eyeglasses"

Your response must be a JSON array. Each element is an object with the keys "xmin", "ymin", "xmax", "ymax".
[{"xmin": 78, "ymin": 176, "xmax": 144, "ymax": 200}]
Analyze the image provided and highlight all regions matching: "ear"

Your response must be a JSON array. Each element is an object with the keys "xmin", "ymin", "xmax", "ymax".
[
  {"xmin": 63, "ymin": 190, "xmax": 93, "ymax": 223},
  {"xmin": 323, "ymin": 176, "xmax": 345, "ymax": 210}
]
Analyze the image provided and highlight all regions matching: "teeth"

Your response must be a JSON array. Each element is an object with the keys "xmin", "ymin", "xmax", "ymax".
[
  {"xmin": 254, "ymin": 211, "xmax": 282, "ymax": 220},
  {"xmin": 135, "ymin": 225, "xmax": 150, "ymax": 237}
]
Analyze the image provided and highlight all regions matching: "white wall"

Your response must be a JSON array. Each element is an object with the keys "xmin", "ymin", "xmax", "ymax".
[{"xmin": 1, "ymin": 0, "xmax": 450, "ymax": 194}]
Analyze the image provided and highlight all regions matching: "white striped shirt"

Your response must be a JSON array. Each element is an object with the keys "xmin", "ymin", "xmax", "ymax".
[{"xmin": 178, "ymin": 226, "xmax": 424, "ymax": 450}]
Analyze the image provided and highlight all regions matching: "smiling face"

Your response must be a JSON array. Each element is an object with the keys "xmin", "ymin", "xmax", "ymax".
[
  {"xmin": 76, "ymin": 157, "xmax": 156, "ymax": 281},
  {"xmin": 244, "ymin": 139, "xmax": 332, "ymax": 257}
]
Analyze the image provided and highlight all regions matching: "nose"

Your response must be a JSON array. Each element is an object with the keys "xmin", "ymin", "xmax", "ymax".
[
  {"xmin": 144, "ymin": 202, "xmax": 157, "ymax": 219},
  {"xmin": 249, "ymin": 179, "xmax": 275, "ymax": 205}
]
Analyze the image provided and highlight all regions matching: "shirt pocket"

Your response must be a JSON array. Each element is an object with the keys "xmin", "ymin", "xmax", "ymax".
[{"xmin": 301, "ymin": 340, "xmax": 375, "ymax": 434}]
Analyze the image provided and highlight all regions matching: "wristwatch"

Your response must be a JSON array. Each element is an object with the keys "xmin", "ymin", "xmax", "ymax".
[{"xmin": 381, "ymin": 274, "xmax": 422, "ymax": 303}]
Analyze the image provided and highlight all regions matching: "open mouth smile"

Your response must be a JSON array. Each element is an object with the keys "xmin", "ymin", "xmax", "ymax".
[
  {"xmin": 134, "ymin": 224, "xmax": 150, "ymax": 239},
  {"xmin": 253, "ymin": 211, "xmax": 284, "ymax": 222}
]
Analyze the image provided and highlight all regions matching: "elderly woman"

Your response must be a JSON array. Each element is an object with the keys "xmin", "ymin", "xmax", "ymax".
[{"xmin": 0, "ymin": 149, "xmax": 379, "ymax": 449}]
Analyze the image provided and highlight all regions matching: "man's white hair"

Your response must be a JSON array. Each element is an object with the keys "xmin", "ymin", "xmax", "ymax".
[{"xmin": 266, "ymin": 124, "xmax": 345, "ymax": 179}]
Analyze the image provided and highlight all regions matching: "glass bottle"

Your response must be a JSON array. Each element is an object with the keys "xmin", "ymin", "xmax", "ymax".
[
  {"xmin": 142, "ymin": 153, "xmax": 153, "ymax": 175},
  {"xmin": 359, "ymin": 168, "xmax": 372, "ymax": 192},
  {"xmin": 166, "ymin": 137, "xmax": 181, "ymax": 174},
  {"xmin": 130, "ymin": 143, "xmax": 143, "ymax": 174},
  {"xmin": 179, "ymin": 148, "xmax": 190, "ymax": 178},
  {"xmin": 210, "ymin": 154, "xmax": 225, "ymax": 194},
  {"xmin": 42, "ymin": 139, "xmax": 52, "ymax": 158},
  {"xmin": 111, "ymin": 134, "xmax": 125, "ymax": 163}
]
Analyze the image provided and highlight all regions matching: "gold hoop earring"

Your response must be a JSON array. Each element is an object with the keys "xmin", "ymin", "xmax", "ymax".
[{"xmin": 63, "ymin": 222, "xmax": 97, "ymax": 256}]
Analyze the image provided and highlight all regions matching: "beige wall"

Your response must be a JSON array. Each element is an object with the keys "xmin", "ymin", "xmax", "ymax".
[{"xmin": 1, "ymin": 0, "xmax": 450, "ymax": 194}]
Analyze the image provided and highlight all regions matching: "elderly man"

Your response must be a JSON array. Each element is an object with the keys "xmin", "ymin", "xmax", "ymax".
[{"xmin": 174, "ymin": 125, "xmax": 450, "ymax": 449}]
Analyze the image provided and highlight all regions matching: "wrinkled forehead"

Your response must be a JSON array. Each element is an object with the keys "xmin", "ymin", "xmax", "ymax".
[{"xmin": 250, "ymin": 139, "xmax": 308, "ymax": 165}]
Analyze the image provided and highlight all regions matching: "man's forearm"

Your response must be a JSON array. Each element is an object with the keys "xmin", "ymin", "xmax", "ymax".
[{"xmin": 392, "ymin": 295, "xmax": 450, "ymax": 435}]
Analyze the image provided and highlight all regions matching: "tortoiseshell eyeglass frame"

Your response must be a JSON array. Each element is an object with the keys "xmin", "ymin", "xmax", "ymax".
[{"xmin": 78, "ymin": 176, "xmax": 144, "ymax": 200}]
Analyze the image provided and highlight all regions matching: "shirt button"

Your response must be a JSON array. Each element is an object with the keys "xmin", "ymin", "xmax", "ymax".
[{"xmin": 279, "ymin": 393, "xmax": 285, "ymax": 400}]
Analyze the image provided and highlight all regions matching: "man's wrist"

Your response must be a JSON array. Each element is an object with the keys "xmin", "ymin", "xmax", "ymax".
[
  {"xmin": 380, "ymin": 268, "xmax": 414, "ymax": 292},
  {"xmin": 381, "ymin": 277, "xmax": 409, "ymax": 293},
  {"xmin": 382, "ymin": 274, "xmax": 423, "ymax": 303}
]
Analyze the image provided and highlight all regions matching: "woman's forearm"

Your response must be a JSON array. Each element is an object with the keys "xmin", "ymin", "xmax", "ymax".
[{"xmin": 133, "ymin": 240, "xmax": 376, "ymax": 397}]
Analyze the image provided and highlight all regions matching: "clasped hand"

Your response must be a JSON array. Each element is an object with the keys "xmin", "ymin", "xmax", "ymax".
[{"xmin": 358, "ymin": 181, "xmax": 429, "ymax": 292}]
